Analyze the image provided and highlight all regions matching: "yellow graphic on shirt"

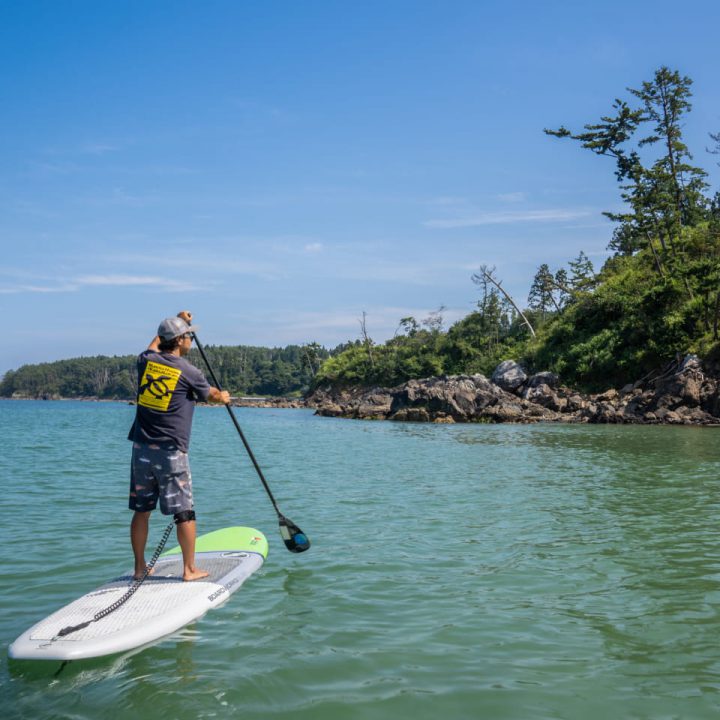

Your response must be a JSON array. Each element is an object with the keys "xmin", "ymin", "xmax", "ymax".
[{"xmin": 138, "ymin": 361, "xmax": 182, "ymax": 411}]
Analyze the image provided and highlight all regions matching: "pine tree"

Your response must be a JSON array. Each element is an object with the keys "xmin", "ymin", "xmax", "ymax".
[
  {"xmin": 528, "ymin": 264, "xmax": 558, "ymax": 316},
  {"xmin": 545, "ymin": 67, "xmax": 709, "ymax": 263},
  {"xmin": 568, "ymin": 251, "xmax": 596, "ymax": 292}
]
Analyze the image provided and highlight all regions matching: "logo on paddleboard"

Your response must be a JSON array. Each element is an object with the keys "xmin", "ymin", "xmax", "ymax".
[
  {"xmin": 207, "ymin": 587, "xmax": 227, "ymax": 602},
  {"xmin": 207, "ymin": 577, "xmax": 241, "ymax": 602}
]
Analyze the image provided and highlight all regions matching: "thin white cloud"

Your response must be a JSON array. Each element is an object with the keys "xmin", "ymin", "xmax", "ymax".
[
  {"xmin": 497, "ymin": 192, "xmax": 526, "ymax": 203},
  {"xmin": 0, "ymin": 273, "xmax": 202, "ymax": 294},
  {"xmin": 424, "ymin": 208, "xmax": 592, "ymax": 228},
  {"xmin": 103, "ymin": 234, "xmax": 333, "ymax": 275},
  {"xmin": 75, "ymin": 274, "xmax": 161, "ymax": 286},
  {"xmin": 0, "ymin": 283, "xmax": 79, "ymax": 294},
  {"xmin": 79, "ymin": 142, "xmax": 120, "ymax": 155},
  {"xmin": 429, "ymin": 196, "xmax": 468, "ymax": 206},
  {"xmin": 335, "ymin": 262, "xmax": 445, "ymax": 286},
  {"xmin": 27, "ymin": 161, "xmax": 82, "ymax": 176},
  {"xmin": 239, "ymin": 305, "xmax": 469, "ymax": 346},
  {"xmin": 229, "ymin": 97, "xmax": 304, "ymax": 124},
  {"xmin": 103, "ymin": 251, "xmax": 286, "ymax": 281},
  {"xmin": 74, "ymin": 274, "xmax": 201, "ymax": 291},
  {"xmin": 103, "ymin": 247, "xmax": 448, "ymax": 286}
]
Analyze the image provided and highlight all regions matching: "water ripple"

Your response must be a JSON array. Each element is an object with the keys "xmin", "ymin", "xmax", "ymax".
[{"xmin": 2, "ymin": 402, "xmax": 720, "ymax": 719}]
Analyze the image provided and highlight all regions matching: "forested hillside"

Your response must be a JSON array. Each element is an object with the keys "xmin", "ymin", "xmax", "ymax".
[{"xmin": 0, "ymin": 344, "xmax": 332, "ymax": 399}]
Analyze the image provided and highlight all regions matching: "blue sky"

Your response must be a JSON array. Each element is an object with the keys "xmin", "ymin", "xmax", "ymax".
[{"xmin": 2, "ymin": 1, "xmax": 719, "ymax": 374}]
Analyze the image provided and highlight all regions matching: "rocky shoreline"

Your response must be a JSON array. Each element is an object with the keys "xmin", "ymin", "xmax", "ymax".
[
  {"xmin": 3, "ymin": 394, "xmax": 307, "ymax": 408},
  {"xmin": 229, "ymin": 396, "xmax": 306, "ymax": 409},
  {"xmin": 307, "ymin": 355, "xmax": 720, "ymax": 426},
  {"xmin": 7, "ymin": 354, "xmax": 720, "ymax": 426}
]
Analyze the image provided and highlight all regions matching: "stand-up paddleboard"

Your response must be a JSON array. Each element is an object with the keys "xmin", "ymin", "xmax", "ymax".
[{"xmin": 9, "ymin": 526, "xmax": 268, "ymax": 661}]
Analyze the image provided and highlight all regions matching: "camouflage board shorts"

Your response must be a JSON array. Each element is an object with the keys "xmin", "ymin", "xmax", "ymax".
[{"xmin": 129, "ymin": 442, "xmax": 194, "ymax": 514}]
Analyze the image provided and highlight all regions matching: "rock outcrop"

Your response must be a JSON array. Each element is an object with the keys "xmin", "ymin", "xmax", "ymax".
[{"xmin": 307, "ymin": 354, "xmax": 720, "ymax": 426}]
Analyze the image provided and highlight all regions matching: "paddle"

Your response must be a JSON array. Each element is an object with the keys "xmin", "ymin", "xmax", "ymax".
[{"xmin": 191, "ymin": 332, "xmax": 311, "ymax": 553}]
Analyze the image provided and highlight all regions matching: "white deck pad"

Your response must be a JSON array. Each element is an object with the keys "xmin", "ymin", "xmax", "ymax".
[{"xmin": 9, "ymin": 526, "xmax": 268, "ymax": 661}]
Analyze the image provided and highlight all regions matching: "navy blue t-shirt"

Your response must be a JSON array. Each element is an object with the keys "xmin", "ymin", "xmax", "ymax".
[{"xmin": 128, "ymin": 350, "xmax": 211, "ymax": 452}]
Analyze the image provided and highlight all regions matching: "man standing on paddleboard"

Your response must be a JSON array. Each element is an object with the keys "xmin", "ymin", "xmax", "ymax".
[{"xmin": 128, "ymin": 310, "xmax": 230, "ymax": 581}]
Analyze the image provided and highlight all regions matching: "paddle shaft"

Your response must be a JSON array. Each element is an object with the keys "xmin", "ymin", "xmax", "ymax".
[{"xmin": 191, "ymin": 333, "xmax": 282, "ymax": 516}]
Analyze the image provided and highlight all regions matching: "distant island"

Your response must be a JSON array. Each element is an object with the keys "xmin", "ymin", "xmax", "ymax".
[{"xmin": 3, "ymin": 67, "xmax": 720, "ymax": 426}]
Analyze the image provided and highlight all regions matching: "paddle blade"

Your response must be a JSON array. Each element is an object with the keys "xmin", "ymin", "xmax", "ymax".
[{"xmin": 278, "ymin": 515, "xmax": 311, "ymax": 553}]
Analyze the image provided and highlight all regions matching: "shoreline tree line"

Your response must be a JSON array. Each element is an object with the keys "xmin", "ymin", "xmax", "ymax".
[{"xmin": 0, "ymin": 344, "xmax": 336, "ymax": 400}]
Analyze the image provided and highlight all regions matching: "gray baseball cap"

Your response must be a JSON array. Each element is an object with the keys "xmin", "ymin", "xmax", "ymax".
[{"xmin": 157, "ymin": 316, "xmax": 198, "ymax": 341}]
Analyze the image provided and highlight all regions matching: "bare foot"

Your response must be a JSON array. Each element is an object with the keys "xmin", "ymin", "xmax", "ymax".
[
  {"xmin": 183, "ymin": 567, "xmax": 210, "ymax": 582},
  {"xmin": 133, "ymin": 565, "xmax": 156, "ymax": 581}
]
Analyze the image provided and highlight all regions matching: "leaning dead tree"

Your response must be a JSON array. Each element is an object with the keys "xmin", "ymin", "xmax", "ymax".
[
  {"xmin": 472, "ymin": 265, "xmax": 536, "ymax": 338},
  {"xmin": 359, "ymin": 311, "xmax": 375, "ymax": 369}
]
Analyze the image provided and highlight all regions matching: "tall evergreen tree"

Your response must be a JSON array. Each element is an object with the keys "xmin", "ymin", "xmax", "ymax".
[
  {"xmin": 528, "ymin": 264, "xmax": 558, "ymax": 316},
  {"xmin": 554, "ymin": 268, "xmax": 570, "ymax": 308},
  {"xmin": 568, "ymin": 251, "xmax": 596, "ymax": 292},
  {"xmin": 545, "ymin": 67, "xmax": 709, "ymax": 261},
  {"xmin": 631, "ymin": 69, "xmax": 707, "ymax": 223}
]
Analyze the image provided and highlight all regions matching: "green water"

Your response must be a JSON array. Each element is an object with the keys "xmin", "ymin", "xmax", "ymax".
[{"xmin": 2, "ymin": 400, "xmax": 720, "ymax": 719}]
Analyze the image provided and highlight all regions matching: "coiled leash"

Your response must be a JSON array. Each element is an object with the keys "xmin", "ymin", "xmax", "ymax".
[{"xmin": 56, "ymin": 521, "xmax": 175, "ymax": 638}]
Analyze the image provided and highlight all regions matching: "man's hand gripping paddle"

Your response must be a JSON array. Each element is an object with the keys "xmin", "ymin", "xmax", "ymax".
[{"xmin": 192, "ymin": 332, "xmax": 310, "ymax": 553}]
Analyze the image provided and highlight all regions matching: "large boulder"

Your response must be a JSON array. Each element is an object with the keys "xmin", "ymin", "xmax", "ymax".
[
  {"xmin": 385, "ymin": 373, "xmax": 562, "ymax": 423},
  {"xmin": 522, "ymin": 382, "xmax": 565, "ymax": 412},
  {"xmin": 390, "ymin": 375, "xmax": 496, "ymax": 421},
  {"xmin": 316, "ymin": 402, "xmax": 344, "ymax": 417},
  {"xmin": 701, "ymin": 383, "xmax": 720, "ymax": 417},
  {"xmin": 649, "ymin": 353, "xmax": 705, "ymax": 411},
  {"xmin": 527, "ymin": 371, "xmax": 559, "ymax": 389},
  {"xmin": 491, "ymin": 360, "xmax": 527, "ymax": 392}
]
